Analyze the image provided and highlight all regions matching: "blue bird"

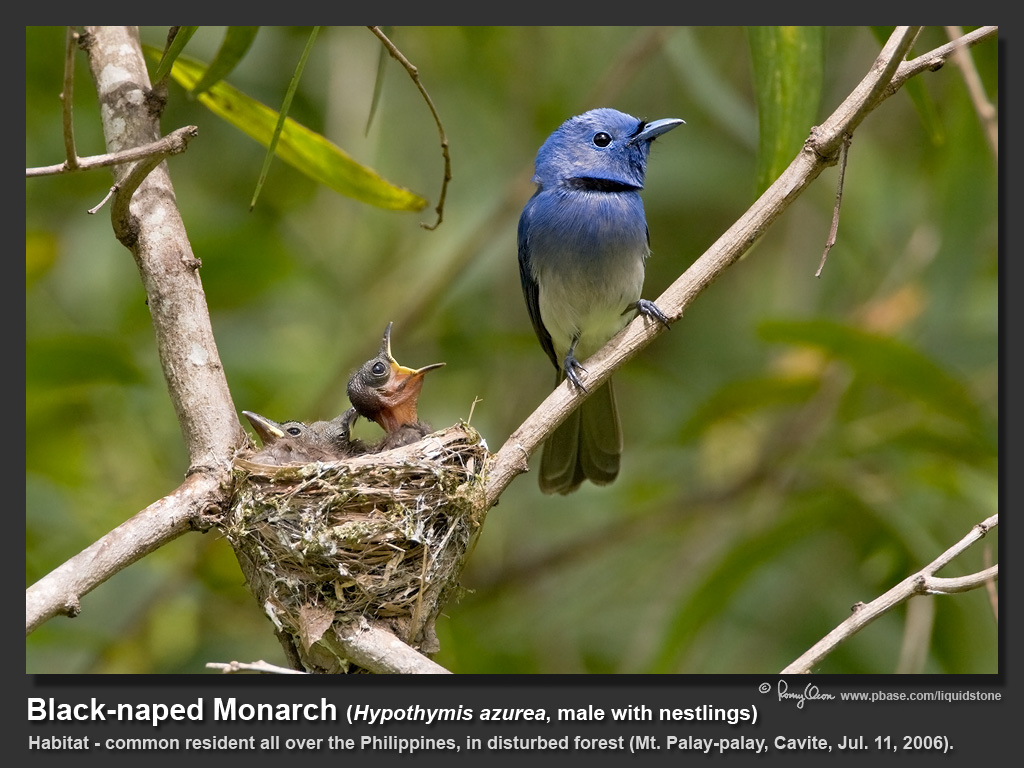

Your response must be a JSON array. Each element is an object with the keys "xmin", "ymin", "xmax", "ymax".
[{"xmin": 518, "ymin": 108, "xmax": 683, "ymax": 494}]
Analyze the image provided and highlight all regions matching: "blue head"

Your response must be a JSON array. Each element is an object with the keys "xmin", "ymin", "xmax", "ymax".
[{"xmin": 531, "ymin": 108, "xmax": 685, "ymax": 191}]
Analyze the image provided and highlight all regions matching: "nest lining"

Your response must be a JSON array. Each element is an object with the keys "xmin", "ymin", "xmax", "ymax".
[{"xmin": 223, "ymin": 423, "xmax": 489, "ymax": 666}]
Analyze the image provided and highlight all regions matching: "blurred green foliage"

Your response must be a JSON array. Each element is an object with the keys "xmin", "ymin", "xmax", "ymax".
[{"xmin": 26, "ymin": 26, "xmax": 998, "ymax": 673}]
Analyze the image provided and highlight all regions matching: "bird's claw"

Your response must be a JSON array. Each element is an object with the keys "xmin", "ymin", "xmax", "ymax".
[
  {"xmin": 564, "ymin": 356, "xmax": 588, "ymax": 392},
  {"xmin": 632, "ymin": 298, "xmax": 672, "ymax": 329}
]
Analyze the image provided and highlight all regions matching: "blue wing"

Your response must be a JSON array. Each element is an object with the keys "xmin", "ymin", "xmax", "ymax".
[{"xmin": 518, "ymin": 193, "xmax": 560, "ymax": 374}]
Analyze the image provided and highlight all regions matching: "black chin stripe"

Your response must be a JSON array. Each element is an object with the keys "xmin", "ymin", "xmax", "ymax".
[{"xmin": 564, "ymin": 177, "xmax": 639, "ymax": 193}]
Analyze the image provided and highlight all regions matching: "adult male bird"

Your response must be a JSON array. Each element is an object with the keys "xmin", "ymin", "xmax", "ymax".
[
  {"xmin": 242, "ymin": 408, "xmax": 358, "ymax": 464},
  {"xmin": 346, "ymin": 322, "xmax": 445, "ymax": 451},
  {"xmin": 518, "ymin": 107, "xmax": 683, "ymax": 494}
]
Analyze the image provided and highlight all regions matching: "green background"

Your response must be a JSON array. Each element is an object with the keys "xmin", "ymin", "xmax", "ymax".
[{"xmin": 26, "ymin": 26, "xmax": 998, "ymax": 673}]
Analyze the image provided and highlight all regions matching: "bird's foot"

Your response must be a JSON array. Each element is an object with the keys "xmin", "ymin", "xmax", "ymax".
[
  {"xmin": 630, "ymin": 298, "xmax": 672, "ymax": 329},
  {"xmin": 563, "ymin": 355, "xmax": 588, "ymax": 392}
]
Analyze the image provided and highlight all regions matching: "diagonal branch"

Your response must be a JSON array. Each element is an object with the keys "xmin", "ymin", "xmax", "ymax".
[{"xmin": 26, "ymin": 474, "xmax": 222, "ymax": 634}]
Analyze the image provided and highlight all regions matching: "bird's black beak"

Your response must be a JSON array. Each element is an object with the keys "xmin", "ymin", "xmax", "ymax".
[
  {"xmin": 628, "ymin": 117, "xmax": 685, "ymax": 146},
  {"xmin": 378, "ymin": 322, "xmax": 445, "ymax": 385},
  {"xmin": 242, "ymin": 410, "xmax": 286, "ymax": 444},
  {"xmin": 378, "ymin": 322, "xmax": 396, "ymax": 360}
]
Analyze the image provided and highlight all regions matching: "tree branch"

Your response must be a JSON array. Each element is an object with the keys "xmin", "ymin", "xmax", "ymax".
[
  {"xmin": 27, "ymin": 124, "xmax": 199, "ymax": 178},
  {"xmin": 326, "ymin": 620, "xmax": 452, "ymax": 674},
  {"xmin": 26, "ymin": 474, "xmax": 222, "ymax": 634},
  {"xmin": 890, "ymin": 26, "xmax": 998, "ymax": 92},
  {"xmin": 780, "ymin": 515, "xmax": 998, "ymax": 674}
]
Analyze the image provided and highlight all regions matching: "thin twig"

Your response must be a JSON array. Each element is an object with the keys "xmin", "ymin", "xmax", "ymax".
[
  {"xmin": 367, "ymin": 26, "xmax": 450, "ymax": 230},
  {"xmin": 60, "ymin": 26, "xmax": 79, "ymax": 169},
  {"xmin": 925, "ymin": 566, "xmax": 1000, "ymax": 595},
  {"xmin": 889, "ymin": 26, "xmax": 997, "ymax": 93},
  {"xmin": 206, "ymin": 659, "xmax": 308, "ymax": 674},
  {"xmin": 781, "ymin": 514, "xmax": 998, "ymax": 674},
  {"xmin": 809, "ymin": 27, "xmax": 921, "ymax": 158},
  {"xmin": 816, "ymin": 133, "xmax": 851, "ymax": 277},
  {"xmin": 86, "ymin": 186, "xmax": 117, "ymax": 215},
  {"xmin": 27, "ymin": 124, "xmax": 199, "ymax": 178}
]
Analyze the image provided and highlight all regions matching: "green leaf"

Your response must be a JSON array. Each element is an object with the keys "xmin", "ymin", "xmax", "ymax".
[
  {"xmin": 190, "ymin": 26, "xmax": 260, "ymax": 96},
  {"xmin": 145, "ymin": 47, "xmax": 428, "ymax": 212},
  {"xmin": 747, "ymin": 26, "xmax": 825, "ymax": 195},
  {"xmin": 366, "ymin": 28, "xmax": 391, "ymax": 136},
  {"xmin": 152, "ymin": 26, "xmax": 199, "ymax": 84},
  {"xmin": 758, "ymin": 319, "xmax": 989, "ymax": 437},
  {"xmin": 250, "ymin": 26, "xmax": 319, "ymax": 210}
]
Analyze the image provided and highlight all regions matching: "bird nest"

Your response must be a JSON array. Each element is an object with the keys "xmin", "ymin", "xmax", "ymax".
[{"xmin": 222, "ymin": 422, "xmax": 489, "ymax": 673}]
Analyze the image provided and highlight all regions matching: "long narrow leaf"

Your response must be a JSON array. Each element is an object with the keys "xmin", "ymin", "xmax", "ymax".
[
  {"xmin": 365, "ymin": 26, "xmax": 391, "ymax": 136},
  {"xmin": 747, "ymin": 26, "xmax": 824, "ymax": 196},
  {"xmin": 251, "ymin": 26, "xmax": 319, "ymax": 210},
  {"xmin": 146, "ymin": 47, "xmax": 427, "ymax": 211},
  {"xmin": 152, "ymin": 26, "xmax": 199, "ymax": 84}
]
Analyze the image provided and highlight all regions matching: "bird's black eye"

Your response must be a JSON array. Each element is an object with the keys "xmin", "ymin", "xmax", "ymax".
[
  {"xmin": 372, "ymin": 361, "xmax": 387, "ymax": 376},
  {"xmin": 593, "ymin": 132, "xmax": 612, "ymax": 148},
  {"xmin": 286, "ymin": 426, "xmax": 302, "ymax": 436}
]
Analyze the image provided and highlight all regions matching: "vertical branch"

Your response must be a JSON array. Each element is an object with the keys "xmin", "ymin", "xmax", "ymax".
[{"xmin": 81, "ymin": 26, "xmax": 245, "ymax": 469}]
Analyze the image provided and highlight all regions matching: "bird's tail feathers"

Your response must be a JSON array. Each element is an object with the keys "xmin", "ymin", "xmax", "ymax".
[
  {"xmin": 538, "ymin": 379, "xmax": 621, "ymax": 494},
  {"xmin": 539, "ymin": 406, "xmax": 581, "ymax": 494},
  {"xmin": 578, "ymin": 379, "xmax": 621, "ymax": 485}
]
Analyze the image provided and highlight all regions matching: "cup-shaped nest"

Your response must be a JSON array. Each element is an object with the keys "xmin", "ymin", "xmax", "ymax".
[{"xmin": 223, "ymin": 422, "xmax": 489, "ymax": 673}]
